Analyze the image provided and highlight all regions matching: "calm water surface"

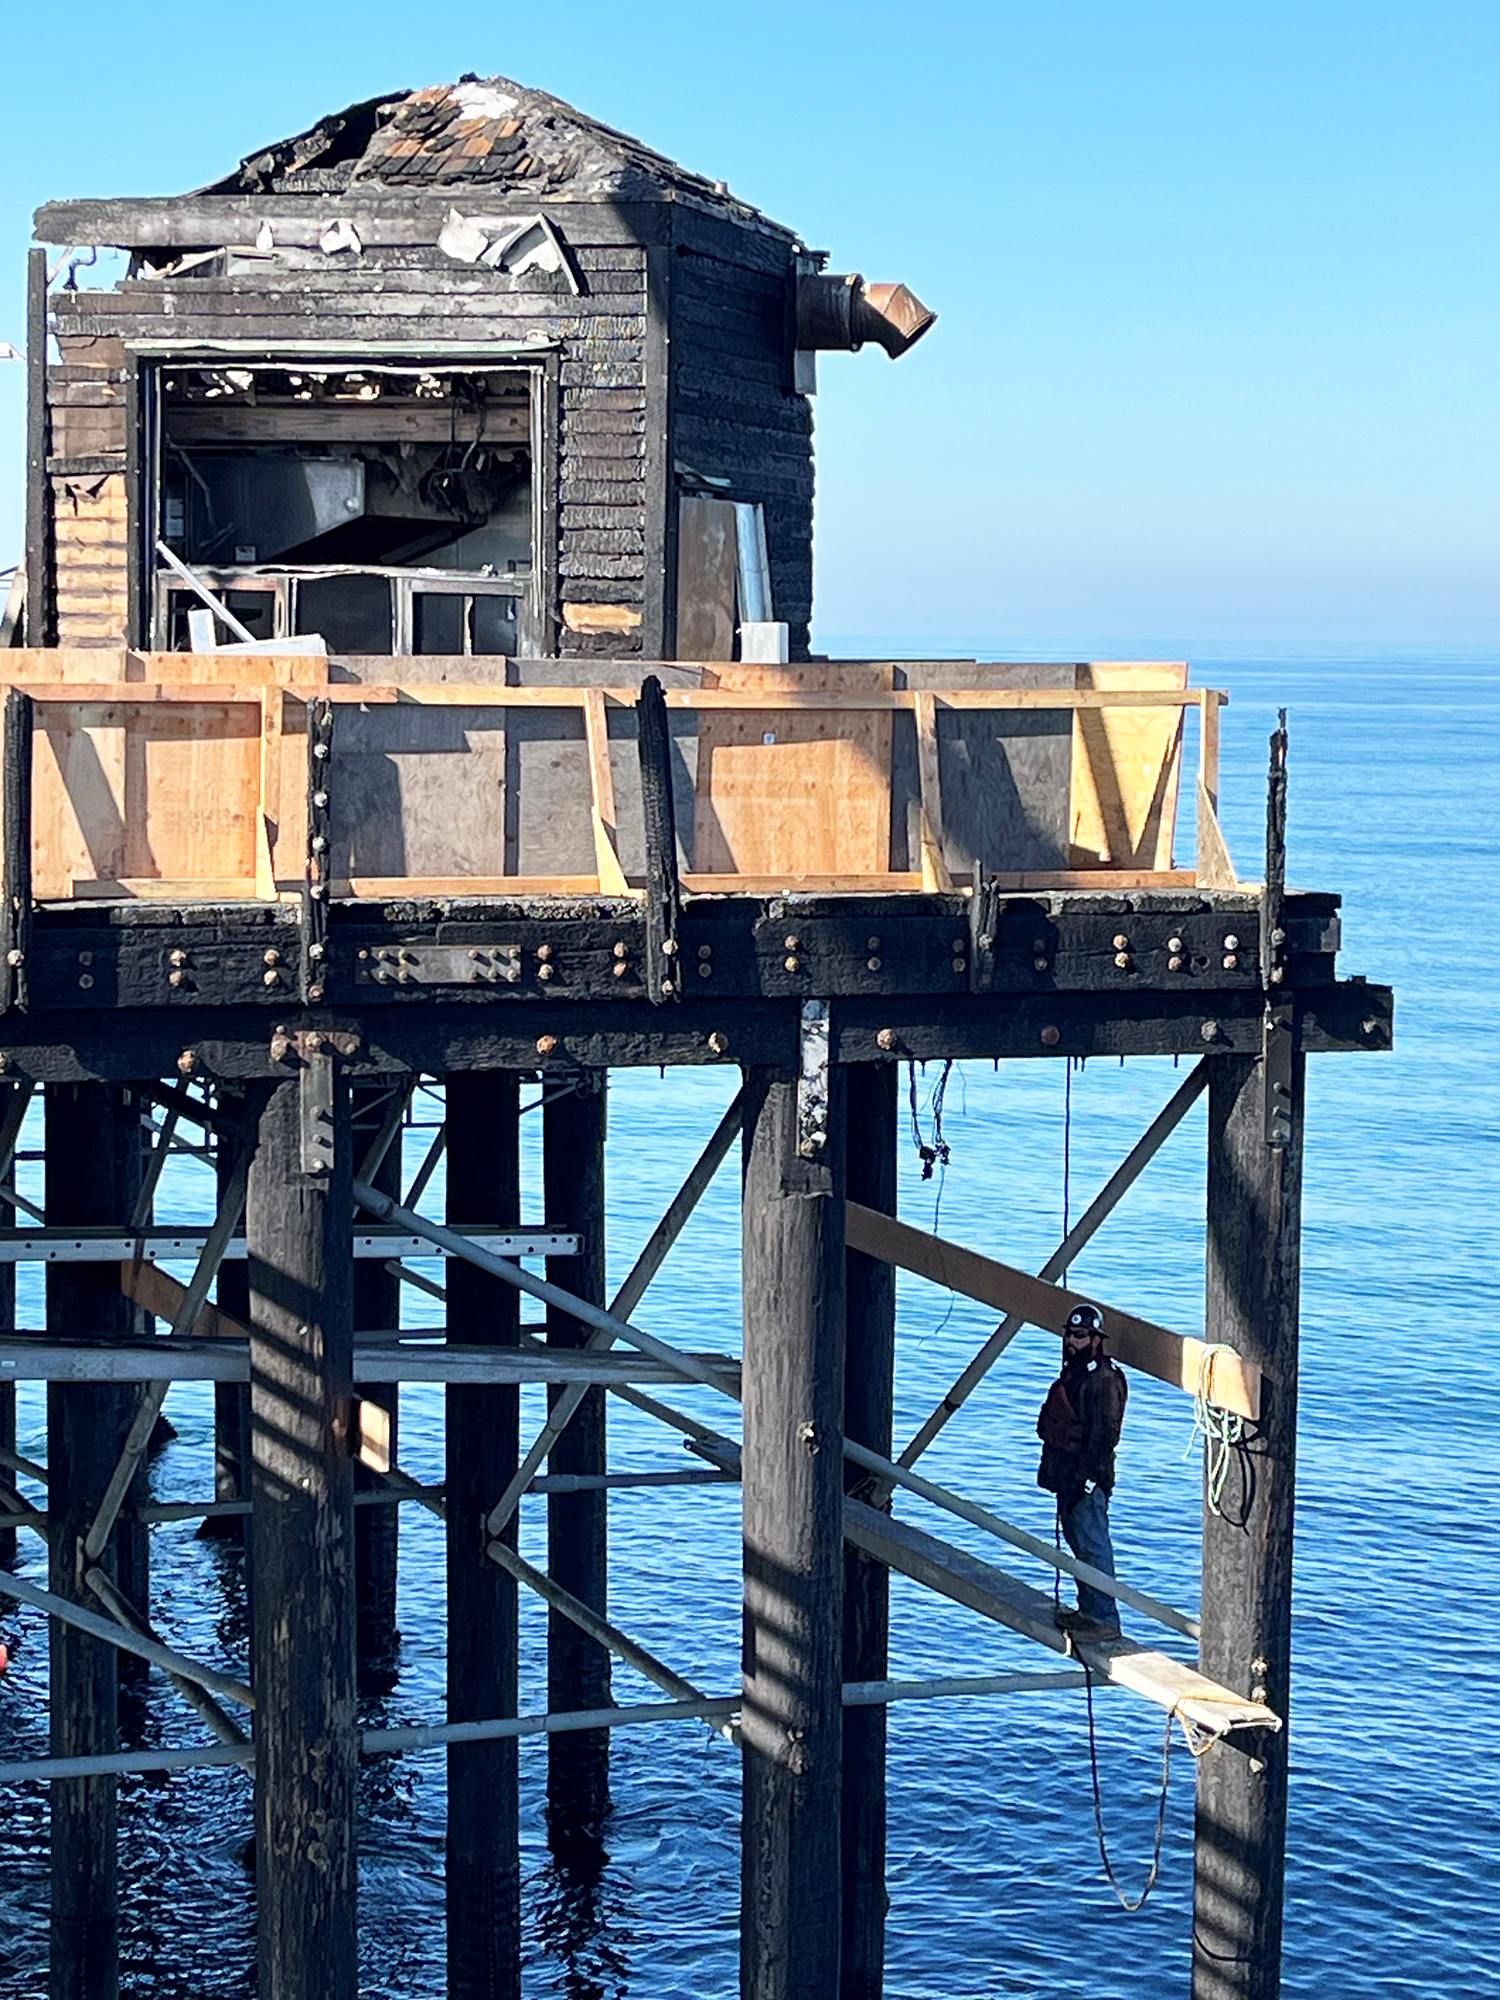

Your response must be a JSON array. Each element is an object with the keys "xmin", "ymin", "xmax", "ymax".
[{"xmin": 0, "ymin": 644, "xmax": 1495, "ymax": 1997}]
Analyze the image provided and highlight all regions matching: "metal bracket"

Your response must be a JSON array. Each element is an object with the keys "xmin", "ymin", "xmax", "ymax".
[
  {"xmin": 968, "ymin": 866, "xmax": 1000, "ymax": 994},
  {"xmin": 1259, "ymin": 709, "xmax": 1288, "ymax": 993},
  {"xmin": 298, "ymin": 1044, "xmax": 336, "ymax": 1177},
  {"xmin": 355, "ymin": 943, "xmax": 522, "ymax": 987},
  {"xmin": 302, "ymin": 696, "xmax": 334, "ymax": 1005},
  {"xmin": 1262, "ymin": 1001, "xmax": 1296, "ymax": 1152},
  {"xmin": 796, "ymin": 999, "xmax": 831, "ymax": 1159}
]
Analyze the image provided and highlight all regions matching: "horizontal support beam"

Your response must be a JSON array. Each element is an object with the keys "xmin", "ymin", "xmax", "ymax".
[
  {"xmin": 525, "ymin": 1467, "xmax": 737, "ymax": 1494},
  {"xmin": 0, "ymin": 1226, "xmax": 578, "ymax": 1262},
  {"xmin": 845, "ymin": 1201, "xmax": 1261, "ymax": 1420},
  {"xmin": 0, "ymin": 1339, "xmax": 741, "ymax": 1387},
  {"xmin": 0, "ymin": 1666, "xmax": 1114, "ymax": 1784},
  {"xmin": 0, "ymin": 984, "xmax": 1393, "ymax": 1082}
]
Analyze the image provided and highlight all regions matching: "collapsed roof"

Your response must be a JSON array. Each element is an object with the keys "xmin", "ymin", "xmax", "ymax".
[{"xmin": 201, "ymin": 75, "xmax": 795, "ymax": 234}]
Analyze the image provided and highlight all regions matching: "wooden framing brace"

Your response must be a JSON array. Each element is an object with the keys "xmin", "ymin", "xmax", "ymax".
[{"xmin": 0, "ymin": 654, "xmax": 1232, "ymax": 903}]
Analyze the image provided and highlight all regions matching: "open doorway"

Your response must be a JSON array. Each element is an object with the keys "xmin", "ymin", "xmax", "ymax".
[{"xmin": 149, "ymin": 362, "xmax": 537, "ymax": 657}]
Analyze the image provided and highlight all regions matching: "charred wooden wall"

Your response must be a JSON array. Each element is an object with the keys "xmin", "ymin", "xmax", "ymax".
[
  {"xmin": 667, "ymin": 214, "xmax": 814, "ymax": 658},
  {"xmin": 37, "ymin": 200, "xmax": 816, "ymax": 664}
]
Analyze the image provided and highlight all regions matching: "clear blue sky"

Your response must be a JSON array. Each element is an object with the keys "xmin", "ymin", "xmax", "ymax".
[{"xmin": 3, "ymin": 1, "xmax": 1496, "ymax": 645}]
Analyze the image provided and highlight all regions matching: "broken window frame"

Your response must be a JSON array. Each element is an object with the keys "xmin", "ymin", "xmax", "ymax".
[{"xmin": 136, "ymin": 351, "xmax": 553, "ymax": 658}]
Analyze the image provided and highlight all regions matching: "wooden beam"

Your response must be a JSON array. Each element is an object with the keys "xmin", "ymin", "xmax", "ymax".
[
  {"xmin": 844, "ymin": 1200, "xmax": 1261, "ymax": 1420},
  {"xmin": 843, "ymin": 1501, "xmax": 1277, "ymax": 1740}
]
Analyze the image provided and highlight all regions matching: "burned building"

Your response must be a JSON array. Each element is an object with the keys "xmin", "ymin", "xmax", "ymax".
[{"xmin": 26, "ymin": 75, "xmax": 932, "ymax": 662}]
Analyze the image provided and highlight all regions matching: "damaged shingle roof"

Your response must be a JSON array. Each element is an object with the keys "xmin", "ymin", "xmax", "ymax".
[{"xmin": 203, "ymin": 75, "xmax": 795, "ymax": 234}]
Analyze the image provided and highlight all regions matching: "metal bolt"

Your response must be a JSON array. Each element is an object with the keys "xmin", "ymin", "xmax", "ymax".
[
  {"xmin": 660, "ymin": 977, "xmax": 675, "ymax": 994},
  {"xmin": 263, "ymin": 949, "xmax": 281, "ymax": 966},
  {"xmin": 1251, "ymin": 1683, "xmax": 1268, "ymax": 1705},
  {"xmin": 536, "ymin": 1037, "xmax": 560, "ymax": 1057},
  {"xmin": 357, "ymin": 949, "xmax": 369, "ymax": 961},
  {"xmin": 1033, "ymin": 938, "xmax": 1047, "ymax": 953},
  {"xmin": 313, "ymin": 790, "xmax": 329, "ymax": 811},
  {"xmin": 305, "ymin": 1033, "xmax": 324, "ymax": 1053},
  {"xmin": 784, "ymin": 935, "xmax": 799, "ymax": 950},
  {"xmin": 698, "ymin": 944, "xmax": 713, "ymax": 959},
  {"xmin": 1223, "ymin": 953, "xmax": 1239, "ymax": 970},
  {"xmin": 876, "ymin": 1028, "xmax": 898, "ymax": 1051},
  {"xmin": 661, "ymin": 938, "xmax": 678, "ymax": 956},
  {"xmin": 977, "ymin": 933, "xmax": 993, "ymax": 950},
  {"xmin": 469, "ymin": 948, "xmax": 485, "ymax": 961},
  {"xmin": 697, "ymin": 962, "xmax": 713, "ymax": 978},
  {"xmin": 784, "ymin": 956, "xmax": 800, "ymax": 973},
  {"xmin": 1361, "ymin": 1017, "xmax": 1381, "ymax": 1037},
  {"xmin": 308, "ymin": 942, "xmax": 325, "ymax": 961},
  {"xmin": 311, "ymin": 834, "xmax": 327, "ymax": 854},
  {"xmin": 1114, "ymin": 952, "xmax": 1130, "ymax": 970},
  {"xmin": 1033, "ymin": 957, "xmax": 1048, "ymax": 971},
  {"xmin": 1270, "ymin": 926, "xmax": 1286, "ymax": 947},
  {"xmin": 1113, "ymin": 933, "xmax": 1129, "ymax": 950},
  {"xmin": 78, "ymin": 950, "xmax": 93, "ymax": 967},
  {"xmin": 536, "ymin": 944, "xmax": 553, "ymax": 962},
  {"xmin": 397, "ymin": 969, "xmax": 413, "ymax": 984},
  {"xmin": 537, "ymin": 964, "xmax": 554, "ymax": 983},
  {"xmin": 79, "ymin": 973, "xmax": 95, "ymax": 990},
  {"xmin": 952, "ymin": 938, "xmax": 966, "ymax": 953},
  {"xmin": 612, "ymin": 941, "xmax": 628, "ymax": 959},
  {"xmin": 1248, "ymin": 1756, "xmax": 1266, "ymax": 1775},
  {"xmin": 867, "ymin": 935, "xmax": 882, "ymax": 951},
  {"xmin": 1168, "ymin": 955, "xmax": 1184, "ymax": 972},
  {"xmin": 307, "ymin": 983, "xmax": 325, "ymax": 1004},
  {"xmin": 503, "ymin": 963, "xmax": 520, "ymax": 983},
  {"xmin": 312, "ymin": 742, "xmax": 329, "ymax": 761},
  {"xmin": 1201, "ymin": 1020, "xmax": 1220, "ymax": 1043},
  {"xmin": 707, "ymin": 1031, "xmax": 729, "ymax": 1055},
  {"xmin": 1269, "ymin": 965, "xmax": 1284, "ymax": 984},
  {"xmin": 309, "ymin": 883, "xmax": 327, "ymax": 900},
  {"xmin": 1223, "ymin": 933, "xmax": 1240, "ymax": 951},
  {"xmin": 0, "ymin": 1055, "xmax": 9, "ymax": 1072},
  {"xmin": 1167, "ymin": 936, "xmax": 1183, "ymax": 953},
  {"xmin": 262, "ymin": 969, "xmax": 280, "ymax": 988},
  {"xmin": 612, "ymin": 961, "xmax": 629, "ymax": 979},
  {"xmin": 951, "ymin": 957, "xmax": 966, "ymax": 973},
  {"xmin": 866, "ymin": 956, "xmax": 881, "ymax": 972},
  {"xmin": 1251, "ymin": 1657, "xmax": 1269, "ymax": 1676},
  {"xmin": 5, "ymin": 951, "xmax": 21, "ymax": 968},
  {"xmin": 177, "ymin": 1051, "xmax": 197, "ymax": 1075},
  {"xmin": 1040, "ymin": 1026, "xmax": 1061, "ymax": 1046}
]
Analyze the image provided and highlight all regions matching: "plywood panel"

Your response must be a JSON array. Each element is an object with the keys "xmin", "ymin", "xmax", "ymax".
[
  {"xmin": 330, "ymin": 704, "xmax": 508, "ymax": 881},
  {"xmin": 1069, "ymin": 662, "xmax": 1188, "ymax": 870},
  {"xmin": 32, "ymin": 701, "xmax": 260, "ymax": 896},
  {"xmin": 52, "ymin": 474, "xmax": 129, "ymax": 650},
  {"xmin": 693, "ymin": 664, "xmax": 893, "ymax": 875}
]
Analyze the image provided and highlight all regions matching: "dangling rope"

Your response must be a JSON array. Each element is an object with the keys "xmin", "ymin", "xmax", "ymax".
[
  {"xmin": 1184, "ymin": 1343, "xmax": 1246, "ymax": 1516},
  {"xmin": 906, "ymin": 1059, "xmax": 953, "ymax": 1182},
  {"xmin": 1083, "ymin": 1665, "xmax": 1175, "ymax": 1912}
]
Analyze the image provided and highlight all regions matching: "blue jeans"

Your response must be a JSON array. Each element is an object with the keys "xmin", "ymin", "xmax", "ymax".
[{"xmin": 1060, "ymin": 1485, "xmax": 1121, "ymax": 1629}]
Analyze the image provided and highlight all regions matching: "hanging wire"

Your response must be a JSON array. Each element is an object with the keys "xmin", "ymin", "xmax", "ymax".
[{"xmin": 1083, "ymin": 1665, "xmax": 1175, "ymax": 1912}]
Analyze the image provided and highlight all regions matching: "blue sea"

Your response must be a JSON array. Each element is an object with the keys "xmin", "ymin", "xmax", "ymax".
[{"xmin": 0, "ymin": 644, "xmax": 1495, "ymax": 1997}]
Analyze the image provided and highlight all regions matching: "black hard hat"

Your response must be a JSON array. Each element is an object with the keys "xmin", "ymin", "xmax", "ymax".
[{"xmin": 1065, "ymin": 1304, "xmax": 1105, "ymax": 1335}]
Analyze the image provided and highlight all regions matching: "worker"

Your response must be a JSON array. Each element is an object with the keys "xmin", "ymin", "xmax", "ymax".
[{"xmin": 1036, "ymin": 1302, "xmax": 1127, "ymax": 1637}]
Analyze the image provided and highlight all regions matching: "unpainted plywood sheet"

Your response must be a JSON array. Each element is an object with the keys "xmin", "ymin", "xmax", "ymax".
[
  {"xmin": 1069, "ymin": 662, "xmax": 1188, "ymax": 870},
  {"xmin": 330, "ymin": 705, "xmax": 508, "ymax": 881},
  {"xmin": 693, "ymin": 664, "xmax": 894, "ymax": 876},
  {"xmin": 33, "ymin": 701, "xmax": 260, "ymax": 895}
]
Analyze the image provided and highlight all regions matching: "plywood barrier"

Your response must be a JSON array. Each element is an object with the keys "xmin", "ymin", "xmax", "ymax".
[{"xmin": 0, "ymin": 653, "xmax": 1224, "ymax": 900}]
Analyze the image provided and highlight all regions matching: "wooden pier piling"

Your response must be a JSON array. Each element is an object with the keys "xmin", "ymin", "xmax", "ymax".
[
  {"xmin": 543, "ymin": 1075, "xmax": 612, "ymax": 1842},
  {"xmin": 45, "ymin": 1083, "xmax": 141, "ymax": 2000},
  {"xmin": 351, "ymin": 1079, "xmax": 401, "ymax": 1693},
  {"xmin": 841, "ymin": 1063, "xmax": 898, "ymax": 1998},
  {"xmin": 1193, "ymin": 1048, "xmax": 1305, "ymax": 2000},
  {"xmin": 208, "ymin": 1109, "xmax": 252, "ymax": 1543},
  {"xmin": 446, "ymin": 1071, "xmax": 523, "ymax": 2000},
  {"xmin": 247, "ymin": 1063, "xmax": 358, "ymax": 2000},
  {"xmin": 741, "ymin": 1064, "xmax": 848, "ymax": 2000}
]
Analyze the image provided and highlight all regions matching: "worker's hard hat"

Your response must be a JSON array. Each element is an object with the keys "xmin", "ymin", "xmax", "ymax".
[{"xmin": 1064, "ymin": 1304, "xmax": 1105, "ymax": 1335}]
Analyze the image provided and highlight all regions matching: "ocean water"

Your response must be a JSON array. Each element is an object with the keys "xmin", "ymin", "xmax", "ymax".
[{"xmin": 0, "ymin": 644, "xmax": 1496, "ymax": 1998}]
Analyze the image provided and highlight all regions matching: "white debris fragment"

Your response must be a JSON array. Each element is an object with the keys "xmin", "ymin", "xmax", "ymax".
[
  {"xmin": 450, "ymin": 81, "xmax": 519, "ymax": 119},
  {"xmin": 318, "ymin": 218, "xmax": 363, "ymax": 256},
  {"xmin": 437, "ymin": 209, "xmax": 491, "ymax": 264}
]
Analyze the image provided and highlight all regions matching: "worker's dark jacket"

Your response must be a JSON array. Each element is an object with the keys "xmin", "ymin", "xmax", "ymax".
[{"xmin": 1036, "ymin": 1356, "xmax": 1128, "ymax": 1505}]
